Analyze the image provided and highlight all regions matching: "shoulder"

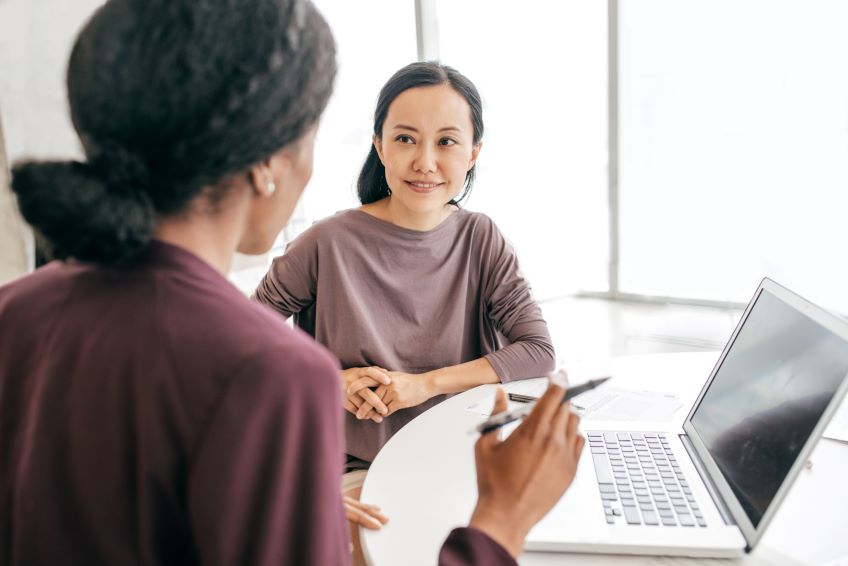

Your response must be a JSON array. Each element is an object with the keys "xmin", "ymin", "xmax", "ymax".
[
  {"xmin": 236, "ymin": 304, "xmax": 340, "ymax": 394},
  {"xmin": 453, "ymin": 210, "xmax": 509, "ymax": 250},
  {"xmin": 455, "ymin": 209, "xmax": 500, "ymax": 233},
  {"xmin": 179, "ymin": 281, "xmax": 329, "ymax": 363},
  {"xmin": 290, "ymin": 209, "xmax": 363, "ymax": 245},
  {"xmin": 174, "ymin": 287, "xmax": 339, "ymax": 395},
  {"xmin": 227, "ymin": 302, "xmax": 341, "ymax": 419},
  {"xmin": 270, "ymin": 210, "xmax": 368, "ymax": 275},
  {"xmin": 0, "ymin": 261, "xmax": 87, "ymax": 321},
  {"xmin": 0, "ymin": 260, "xmax": 81, "ymax": 294}
]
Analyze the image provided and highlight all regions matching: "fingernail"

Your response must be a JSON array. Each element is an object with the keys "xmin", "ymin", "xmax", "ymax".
[{"xmin": 374, "ymin": 416, "xmax": 383, "ymax": 423}]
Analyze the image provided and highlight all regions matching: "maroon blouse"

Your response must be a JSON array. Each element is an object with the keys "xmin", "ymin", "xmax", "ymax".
[{"xmin": 0, "ymin": 241, "xmax": 514, "ymax": 565}]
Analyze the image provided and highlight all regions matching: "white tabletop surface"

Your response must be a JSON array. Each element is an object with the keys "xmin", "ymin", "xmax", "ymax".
[{"xmin": 360, "ymin": 352, "xmax": 848, "ymax": 566}]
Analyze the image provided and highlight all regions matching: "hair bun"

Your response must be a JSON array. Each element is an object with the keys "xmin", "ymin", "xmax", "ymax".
[
  {"xmin": 88, "ymin": 142, "xmax": 151, "ymax": 196},
  {"xmin": 11, "ymin": 159, "xmax": 155, "ymax": 265}
]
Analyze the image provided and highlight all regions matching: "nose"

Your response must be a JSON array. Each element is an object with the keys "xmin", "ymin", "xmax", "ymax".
[{"xmin": 412, "ymin": 143, "xmax": 437, "ymax": 174}]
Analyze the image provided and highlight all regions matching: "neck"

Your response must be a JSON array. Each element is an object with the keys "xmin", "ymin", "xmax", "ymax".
[
  {"xmin": 377, "ymin": 197, "xmax": 455, "ymax": 231},
  {"xmin": 152, "ymin": 193, "xmax": 250, "ymax": 275}
]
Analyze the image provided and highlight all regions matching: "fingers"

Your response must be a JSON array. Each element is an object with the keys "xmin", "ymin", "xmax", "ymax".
[
  {"xmin": 349, "ymin": 394, "xmax": 363, "ymax": 409},
  {"xmin": 343, "ymin": 399, "xmax": 359, "ymax": 416},
  {"xmin": 354, "ymin": 397, "xmax": 384, "ymax": 421},
  {"xmin": 347, "ymin": 376, "xmax": 382, "ymax": 396},
  {"xmin": 550, "ymin": 402, "xmax": 584, "ymax": 456},
  {"xmin": 573, "ymin": 433, "xmax": 586, "ymax": 461},
  {"xmin": 360, "ymin": 406, "xmax": 384, "ymax": 423},
  {"xmin": 565, "ymin": 409, "xmax": 580, "ymax": 439},
  {"xmin": 356, "ymin": 388, "xmax": 388, "ymax": 417},
  {"xmin": 477, "ymin": 388, "xmax": 508, "ymax": 450},
  {"xmin": 358, "ymin": 401, "xmax": 384, "ymax": 423},
  {"xmin": 566, "ymin": 411, "xmax": 583, "ymax": 457},
  {"xmin": 345, "ymin": 392, "xmax": 385, "ymax": 423},
  {"xmin": 386, "ymin": 400, "xmax": 400, "ymax": 416},
  {"xmin": 551, "ymin": 400, "xmax": 571, "ymax": 441},
  {"xmin": 344, "ymin": 497, "xmax": 389, "ymax": 530},
  {"xmin": 346, "ymin": 369, "xmax": 391, "ymax": 420},
  {"xmin": 345, "ymin": 496, "xmax": 389, "ymax": 521},
  {"xmin": 369, "ymin": 385, "xmax": 390, "ymax": 421},
  {"xmin": 360, "ymin": 366, "xmax": 391, "ymax": 386},
  {"xmin": 522, "ymin": 383, "xmax": 565, "ymax": 431},
  {"xmin": 490, "ymin": 387, "xmax": 508, "ymax": 416}
]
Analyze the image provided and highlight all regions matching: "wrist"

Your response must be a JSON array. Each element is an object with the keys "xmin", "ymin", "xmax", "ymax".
[
  {"xmin": 468, "ymin": 501, "xmax": 529, "ymax": 558},
  {"xmin": 424, "ymin": 369, "xmax": 445, "ymax": 397}
]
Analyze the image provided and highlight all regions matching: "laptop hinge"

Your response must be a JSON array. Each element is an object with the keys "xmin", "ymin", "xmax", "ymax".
[{"xmin": 679, "ymin": 434, "xmax": 736, "ymax": 528}]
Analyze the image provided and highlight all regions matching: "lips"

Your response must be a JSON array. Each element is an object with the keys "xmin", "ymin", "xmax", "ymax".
[{"xmin": 405, "ymin": 180, "xmax": 444, "ymax": 193}]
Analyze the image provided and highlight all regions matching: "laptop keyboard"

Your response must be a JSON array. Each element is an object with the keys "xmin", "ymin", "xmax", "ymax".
[{"xmin": 588, "ymin": 431, "xmax": 707, "ymax": 527}]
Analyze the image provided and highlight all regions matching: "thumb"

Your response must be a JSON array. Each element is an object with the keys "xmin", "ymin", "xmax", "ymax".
[
  {"xmin": 491, "ymin": 387, "xmax": 508, "ymax": 416},
  {"xmin": 477, "ymin": 388, "xmax": 508, "ymax": 450}
]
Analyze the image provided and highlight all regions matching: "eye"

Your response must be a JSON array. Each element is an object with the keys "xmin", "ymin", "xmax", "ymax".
[
  {"xmin": 439, "ymin": 138, "xmax": 457, "ymax": 146},
  {"xmin": 395, "ymin": 134, "xmax": 415, "ymax": 144}
]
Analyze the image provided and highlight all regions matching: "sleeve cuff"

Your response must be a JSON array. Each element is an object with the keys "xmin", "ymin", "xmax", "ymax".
[{"xmin": 438, "ymin": 527, "xmax": 517, "ymax": 566}]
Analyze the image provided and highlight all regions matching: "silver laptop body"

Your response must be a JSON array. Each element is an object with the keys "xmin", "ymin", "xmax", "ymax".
[{"xmin": 524, "ymin": 278, "xmax": 848, "ymax": 557}]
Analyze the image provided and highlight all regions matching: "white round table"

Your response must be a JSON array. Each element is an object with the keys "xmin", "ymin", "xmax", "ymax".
[{"xmin": 360, "ymin": 352, "xmax": 848, "ymax": 566}]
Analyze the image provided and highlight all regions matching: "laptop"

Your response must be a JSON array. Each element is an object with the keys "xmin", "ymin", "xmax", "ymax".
[{"xmin": 524, "ymin": 278, "xmax": 848, "ymax": 558}]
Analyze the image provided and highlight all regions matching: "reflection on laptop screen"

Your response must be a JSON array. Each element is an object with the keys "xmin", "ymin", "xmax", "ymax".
[{"xmin": 690, "ymin": 289, "xmax": 848, "ymax": 528}]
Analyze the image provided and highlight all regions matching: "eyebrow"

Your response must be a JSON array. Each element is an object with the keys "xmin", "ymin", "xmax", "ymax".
[{"xmin": 391, "ymin": 124, "xmax": 462, "ymax": 133}]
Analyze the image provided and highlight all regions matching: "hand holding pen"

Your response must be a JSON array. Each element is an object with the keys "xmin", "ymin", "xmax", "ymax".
[{"xmin": 469, "ymin": 383, "xmax": 586, "ymax": 556}]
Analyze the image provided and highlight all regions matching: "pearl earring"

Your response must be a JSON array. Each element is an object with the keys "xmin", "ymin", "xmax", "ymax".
[{"xmin": 266, "ymin": 179, "xmax": 276, "ymax": 195}]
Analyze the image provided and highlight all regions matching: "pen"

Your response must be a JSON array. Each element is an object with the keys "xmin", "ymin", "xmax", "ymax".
[
  {"xmin": 507, "ymin": 392, "xmax": 538, "ymax": 403},
  {"xmin": 477, "ymin": 377, "xmax": 611, "ymax": 435},
  {"xmin": 508, "ymin": 392, "xmax": 587, "ymax": 412}
]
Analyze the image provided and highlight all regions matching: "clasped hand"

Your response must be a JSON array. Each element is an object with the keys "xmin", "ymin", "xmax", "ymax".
[{"xmin": 340, "ymin": 367, "xmax": 436, "ymax": 422}]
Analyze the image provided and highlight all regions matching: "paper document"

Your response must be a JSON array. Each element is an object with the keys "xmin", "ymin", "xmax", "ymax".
[
  {"xmin": 464, "ymin": 379, "xmax": 548, "ymax": 417},
  {"xmin": 466, "ymin": 382, "xmax": 682, "ymax": 423},
  {"xmin": 824, "ymin": 397, "xmax": 848, "ymax": 443},
  {"xmin": 573, "ymin": 386, "xmax": 682, "ymax": 422}
]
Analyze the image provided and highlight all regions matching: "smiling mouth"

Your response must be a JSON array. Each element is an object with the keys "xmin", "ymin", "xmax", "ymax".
[{"xmin": 405, "ymin": 180, "xmax": 444, "ymax": 192}]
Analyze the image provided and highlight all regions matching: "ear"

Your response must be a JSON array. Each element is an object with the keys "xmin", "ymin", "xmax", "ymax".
[
  {"xmin": 373, "ymin": 134, "xmax": 386, "ymax": 165},
  {"xmin": 248, "ymin": 160, "xmax": 277, "ymax": 197},
  {"xmin": 468, "ymin": 141, "xmax": 483, "ymax": 171}
]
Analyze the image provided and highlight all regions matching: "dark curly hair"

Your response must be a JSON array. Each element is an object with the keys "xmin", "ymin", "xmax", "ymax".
[
  {"xmin": 11, "ymin": 0, "xmax": 336, "ymax": 264},
  {"xmin": 357, "ymin": 62, "xmax": 483, "ymax": 206}
]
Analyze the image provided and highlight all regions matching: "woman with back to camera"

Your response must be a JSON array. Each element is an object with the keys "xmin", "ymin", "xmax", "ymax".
[
  {"xmin": 0, "ymin": 1, "xmax": 584, "ymax": 565},
  {"xmin": 254, "ymin": 61, "xmax": 555, "ymax": 527}
]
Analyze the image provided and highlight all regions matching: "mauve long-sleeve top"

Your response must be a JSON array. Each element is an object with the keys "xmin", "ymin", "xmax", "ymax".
[
  {"xmin": 254, "ymin": 209, "xmax": 555, "ymax": 464},
  {"xmin": 0, "ymin": 241, "xmax": 516, "ymax": 566}
]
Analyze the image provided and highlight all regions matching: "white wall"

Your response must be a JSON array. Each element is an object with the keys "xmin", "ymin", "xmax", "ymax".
[
  {"xmin": 0, "ymin": 1, "xmax": 103, "ymax": 279},
  {"xmin": 0, "ymin": 0, "xmax": 104, "ymax": 164},
  {"xmin": 0, "ymin": 113, "xmax": 33, "ymax": 284}
]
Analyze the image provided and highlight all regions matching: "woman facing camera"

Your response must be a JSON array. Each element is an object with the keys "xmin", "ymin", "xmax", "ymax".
[{"xmin": 254, "ymin": 63, "xmax": 555, "ymax": 491}]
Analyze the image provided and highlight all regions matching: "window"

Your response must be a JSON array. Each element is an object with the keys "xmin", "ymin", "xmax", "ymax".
[
  {"xmin": 618, "ymin": 0, "xmax": 848, "ymax": 311},
  {"xmin": 436, "ymin": 0, "xmax": 609, "ymax": 300},
  {"xmin": 292, "ymin": 0, "xmax": 418, "ymax": 239}
]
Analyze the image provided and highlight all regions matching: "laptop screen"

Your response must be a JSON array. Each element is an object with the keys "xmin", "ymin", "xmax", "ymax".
[{"xmin": 689, "ymin": 288, "xmax": 848, "ymax": 528}]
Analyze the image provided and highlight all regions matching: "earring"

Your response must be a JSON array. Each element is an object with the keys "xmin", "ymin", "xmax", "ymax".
[{"xmin": 266, "ymin": 179, "xmax": 276, "ymax": 195}]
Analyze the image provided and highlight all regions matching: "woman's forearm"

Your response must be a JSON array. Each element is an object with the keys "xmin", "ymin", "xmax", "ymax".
[{"xmin": 426, "ymin": 357, "xmax": 501, "ymax": 396}]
